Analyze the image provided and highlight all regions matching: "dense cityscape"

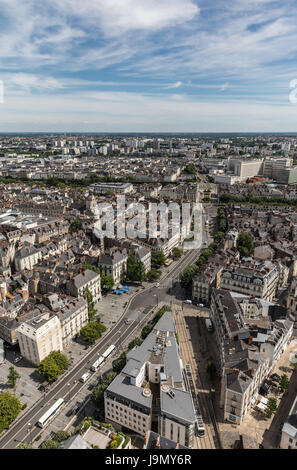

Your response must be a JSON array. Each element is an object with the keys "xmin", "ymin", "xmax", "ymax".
[{"xmin": 0, "ymin": 133, "xmax": 296, "ymax": 452}]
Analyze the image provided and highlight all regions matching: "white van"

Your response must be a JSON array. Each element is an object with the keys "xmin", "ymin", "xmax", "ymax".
[{"xmin": 80, "ymin": 373, "xmax": 91, "ymax": 383}]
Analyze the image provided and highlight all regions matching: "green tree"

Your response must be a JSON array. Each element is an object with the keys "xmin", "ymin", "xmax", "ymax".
[
  {"xmin": 40, "ymin": 439, "xmax": 59, "ymax": 449},
  {"xmin": 206, "ymin": 362, "xmax": 217, "ymax": 380},
  {"xmin": 38, "ymin": 357, "xmax": 61, "ymax": 383},
  {"xmin": 112, "ymin": 352, "xmax": 127, "ymax": 374},
  {"xmin": 180, "ymin": 264, "xmax": 199, "ymax": 289},
  {"xmin": 80, "ymin": 321, "xmax": 106, "ymax": 344},
  {"xmin": 236, "ymin": 232, "xmax": 254, "ymax": 258},
  {"xmin": 128, "ymin": 337, "xmax": 143, "ymax": 350},
  {"xmin": 172, "ymin": 247, "xmax": 183, "ymax": 258},
  {"xmin": 146, "ymin": 269, "xmax": 161, "ymax": 282},
  {"xmin": 84, "ymin": 286, "xmax": 97, "ymax": 320},
  {"xmin": 126, "ymin": 254, "xmax": 146, "ymax": 283},
  {"xmin": 0, "ymin": 391, "xmax": 22, "ymax": 432},
  {"xmin": 49, "ymin": 351, "xmax": 69, "ymax": 371},
  {"xmin": 153, "ymin": 251, "xmax": 166, "ymax": 266},
  {"xmin": 53, "ymin": 430, "xmax": 70, "ymax": 443},
  {"xmin": 101, "ymin": 274, "xmax": 115, "ymax": 291},
  {"xmin": 17, "ymin": 442, "xmax": 33, "ymax": 449},
  {"xmin": 279, "ymin": 374, "xmax": 290, "ymax": 391},
  {"xmin": 6, "ymin": 366, "xmax": 21, "ymax": 390},
  {"xmin": 266, "ymin": 398, "xmax": 278, "ymax": 418},
  {"xmin": 141, "ymin": 324, "xmax": 154, "ymax": 339},
  {"xmin": 92, "ymin": 371, "xmax": 117, "ymax": 408},
  {"xmin": 38, "ymin": 351, "xmax": 68, "ymax": 382},
  {"xmin": 69, "ymin": 218, "xmax": 82, "ymax": 233}
]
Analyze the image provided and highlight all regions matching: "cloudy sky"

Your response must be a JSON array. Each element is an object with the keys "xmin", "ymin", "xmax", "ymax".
[{"xmin": 0, "ymin": 0, "xmax": 297, "ymax": 132}]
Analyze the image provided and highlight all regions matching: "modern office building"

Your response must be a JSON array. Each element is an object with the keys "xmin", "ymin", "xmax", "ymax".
[{"xmin": 104, "ymin": 311, "xmax": 196, "ymax": 447}]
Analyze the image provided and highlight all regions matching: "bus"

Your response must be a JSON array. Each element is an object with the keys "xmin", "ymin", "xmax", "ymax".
[
  {"xmin": 102, "ymin": 344, "xmax": 116, "ymax": 359},
  {"xmin": 80, "ymin": 372, "xmax": 91, "ymax": 383},
  {"xmin": 197, "ymin": 414, "xmax": 205, "ymax": 437},
  {"xmin": 37, "ymin": 398, "xmax": 64, "ymax": 428},
  {"xmin": 91, "ymin": 356, "xmax": 105, "ymax": 372}
]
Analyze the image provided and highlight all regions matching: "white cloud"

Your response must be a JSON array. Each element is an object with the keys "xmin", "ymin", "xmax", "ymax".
[
  {"xmin": 164, "ymin": 81, "xmax": 183, "ymax": 89},
  {"xmin": 53, "ymin": 0, "xmax": 199, "ymax": 37}
]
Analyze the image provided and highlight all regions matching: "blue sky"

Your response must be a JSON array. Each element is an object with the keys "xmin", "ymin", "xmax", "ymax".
[{"xmin": 0, "ymin": 0, "xmax": 297, "ymax": 132}]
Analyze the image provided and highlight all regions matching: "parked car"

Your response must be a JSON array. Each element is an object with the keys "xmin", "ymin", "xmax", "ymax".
[
  {"xmin": 271, "ymin": 373, "xmax": 281, "ymax": 382},
  {"xmin": 184, "ymin": 299, "xmax": 192, "ymax": 304},
  {"xmin": 125, "ymin": 319, "xmax": 131, "ymax": 325},
  {"xmin": 14, "ymin": 356, "xmax": 22, "ymax": 364},
  {"xmin": 198, "ymin": 303, "xmax": 204, "ymax": 307}
]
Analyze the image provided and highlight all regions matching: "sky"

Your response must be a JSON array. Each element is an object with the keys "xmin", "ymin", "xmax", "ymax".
[{"xmin": 0, "ymin": 0, "xmax": 297, "ymax": 132}]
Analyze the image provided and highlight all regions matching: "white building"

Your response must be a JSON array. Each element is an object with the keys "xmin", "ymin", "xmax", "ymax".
[{"xmin": 17, "ymin": 314, "xmax": 63, "ymax": 366}]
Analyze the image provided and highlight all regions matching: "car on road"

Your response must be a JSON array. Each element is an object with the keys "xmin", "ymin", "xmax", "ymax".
[
  {"xmin": 66, "ymin": 408, "xmax": 74, "ymax": 417},
  {"xmin": 14, "ymin": 355, "xmax": 22, "ymax": 364},
  {"xmin": 198, "ymin": 303, "xmax": 204, "ymax": 307},
  {"xmin": 184, "ymin": 299, "xmax": 192, "ymax": 304},
  {"xmin": 155, "ymin": 283, "xmax": 160, "ymax": 287},
  {"xmin": 125, "ymin": 319, "xmax": 131, "ymax": 325}
]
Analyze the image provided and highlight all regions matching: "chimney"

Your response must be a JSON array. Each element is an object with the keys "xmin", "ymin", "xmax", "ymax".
[
  {"xmin": 248, "ymin": 336, "xmax": 253, "ymax": 345},
  {"xmin": 175, "ymin": 443, "xmax": 179, "ymax": 449}
]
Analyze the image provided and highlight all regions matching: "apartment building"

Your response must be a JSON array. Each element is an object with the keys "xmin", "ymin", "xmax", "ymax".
[
  {"xmin": 210, "ymin": 289, "xmax": 293, "ymax": 425},
  {"xmin": 67, "ymin": 269, "xmax": 101, "ymax": 303},
  {"xmin": 44, "ymin": 294, "xmax": 89, "ymax": 348},
  {"xmin": 98, "ymin": 250, "xmax": 128, "ymax": 285},
  {"xmin": 220, "ymin": 260, "xmax": 280, "ymax": 301},
  {"xmin": 104, "ymin": 312, "xmax": 196, "ymax": 447},
  {"xmin": 280, "ymin": 395, "xmax": 297, "ymax": 449},
  {"xmin": 14, "ymin": 243, "xmax": 42, "ymax": 271},
  {"xmin": 192, "ymin": 264, "xmax": 222, "ymax": 305},
  {"xmin": 89, "ymin": 182, "xmax": 133, "ymax": 195},
  {"xmin": 17, "ymin": 313, "xmax": 63, "ymax": 365}
]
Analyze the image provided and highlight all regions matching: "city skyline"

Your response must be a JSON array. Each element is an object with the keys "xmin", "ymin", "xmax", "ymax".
[{"xmin": 0, "ymin": 0, "xmax": 297, "ymax": 132}]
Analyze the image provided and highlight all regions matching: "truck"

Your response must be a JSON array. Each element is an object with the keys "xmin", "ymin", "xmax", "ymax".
[{"xmin": 205, "ymin": 318, "xmax": 213, "ymax": 332}]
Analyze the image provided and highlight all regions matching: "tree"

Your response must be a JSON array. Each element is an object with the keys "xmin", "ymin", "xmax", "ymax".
[
  {"xmin": 41, "ymin": 439, "xmax": 59, "ymax": 449},
  {"xmin": 126, "ymin": 254, "xmax": 146, "ymax": 283},
  {"xmin": 92, "ymin": 371, "xmax": 117, "ymax": 408},
  {"xmin": 80, "ymin": 321, "xmax": 106, "ymax": 344},
  {"xmin": 69, "ymin": 218, "xmax": 82, "ymax": 233},
  {"xmin": 128, "ymin": 337, "xmax": 143, "ymax": 350},
  {"xmin": 141, "ymin": 324, "xmax": 154, "ymax": 339},
  {"xmin": 112, "ymin": 352, "xmax": 127, "ymax": 374},
  {"xmin": 146, "ymin": 269, "xmax": 161, "ymax": 282},
  {"xmin": 266, "ymin": 398, "xmax": 278, "ymax": 418},
  {"xmin": 180, "ymin": 264, "xmax": 199, "ymax": 288},
  {"xmin": 279, "ymin": 374, "xmax": 290, "ymax": 391},
  {"xmin": 17, "ymin": 442, "xmax": 33, "ymax": 449},
  {"xmin": 6, "ymin": 366, "xmax": 21, "ymax": 390},
  {"xmin": 49, "ymin": 351, "xmax": 68, "ymax": 371},
  {"xmin": 84, "ymin": 286, "xmax": 97, "ymax": 320},
  {"xmin": 236, "ymin": 232, "xmax": 254, "ymax": 258},
  {"xmin": 53, "ymin": 430, "xmax": 70, "ymax": 443},
  {"xmin": 38, "ymin": 351, "xmax": 68, "ymax": 382},
  {"xmin": 153, "ymin": 251, "xmax": 166, "ymax": 267},
  {"xmin": 0, "ymin": 391, "xmax": 22, "ymax": 432},
  {"xmin": 206, "ymin": 362, "xmax": 217, "ymax": 380},
  {"xmin": 172, "ymin": 247, "xmax": 183, "ymax": 258},
  {"xmin": 101, "ymin": 274, "xmax": 115, "ymax": 292}
]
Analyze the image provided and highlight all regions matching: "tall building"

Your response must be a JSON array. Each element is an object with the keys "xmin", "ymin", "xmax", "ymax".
[{"xmin": 17, "ymin": 314, "xmax": 63, "ymax": 366}]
